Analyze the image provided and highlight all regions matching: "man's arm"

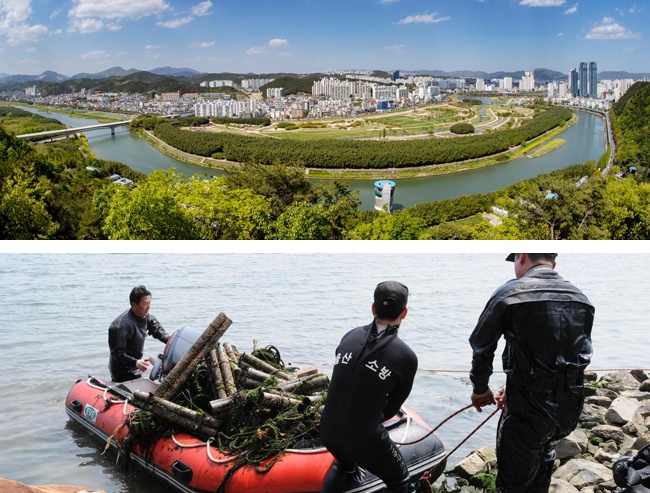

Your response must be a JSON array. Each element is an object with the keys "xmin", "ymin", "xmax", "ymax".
[{"xmin": 147, "ymin": 315, "xmax": 170, "ymax": 343}]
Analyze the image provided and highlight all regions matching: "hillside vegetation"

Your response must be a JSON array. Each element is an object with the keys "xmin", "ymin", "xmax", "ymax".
[{"xmin": 611, "ymin": 81, "xmax": 650, "ymax": 180}]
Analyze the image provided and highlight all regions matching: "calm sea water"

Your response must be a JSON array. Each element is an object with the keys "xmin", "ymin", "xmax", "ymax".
[{"xmin": 0, "ymin": 253, "xmax": 648, "ymax": 492}]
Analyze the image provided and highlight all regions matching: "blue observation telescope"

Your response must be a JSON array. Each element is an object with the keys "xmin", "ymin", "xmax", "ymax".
[{"xmin": 374, "ymin": 180, "xmax": 396, "ymax": 212}]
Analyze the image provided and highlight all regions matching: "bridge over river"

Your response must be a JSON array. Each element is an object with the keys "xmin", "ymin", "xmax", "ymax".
[{"xmin": 16, "ymin": 120, "xmax": 132, "ymax": 141}]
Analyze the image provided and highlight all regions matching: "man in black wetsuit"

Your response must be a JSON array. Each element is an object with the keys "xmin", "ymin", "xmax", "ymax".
[
  {"xmin": 469, "ymin": 254, "xmax": 594, "ymax": 493},
  {"xmin": 320, "ymin": 281, "xmax": 417, "ymax": 493},
  {"xmin": 108, "ymin": 285, "xmax": 170, "ymax": 383}
]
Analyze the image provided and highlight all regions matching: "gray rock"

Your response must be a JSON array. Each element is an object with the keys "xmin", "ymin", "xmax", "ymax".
[
  {"xmin": 549, "ymin": 477, "xmax": 580, "ymax": 493},
  {"xmin": 621, "ymin": 389, "xmax": 650, "ymax": 402},
  {"xmin": 553, "ymin": 458, "xmax": 613, "ymax": 488},
  {"xmin": 639, "ymin": 403, "xmax": 650, "ymax": 418},
  {"xmin": 593, "ymin": 447, "xmax": 618, "ymax": 464},
  {"xmin": 453, "ymin": 446, "xmax": 497, "ymax": 478},
  {"xmin": 581, "ymin": 403, "xmax": 607, "ymax": 427},
  {"xmin": 630, "ymin": 370, "xmax": 648, "ymax": 384},
  {"xmin": 591, "ymin": 425, "xmax": 626, "ymax": 443},
  {"xmin": 596, "ymin": 388, "xmax": 619, "ymax": 400},
  {"xmin": 606, "ymin": 396, "xmax": 642, "ymax": 425},
  {"xmin": 622, "ymin": 419, "xmax": 648, "ymax": 437},
  {"xmin": 600, "ymin": 440, "xmax": 619, "ymax": 453},
  {"xmin": 556, "ymin": 429, "xmax": 589, "ymax": 460},
  {"xmin": 640, "ymin": 379, "xmax": 650, "ymax": 393},
  {"xmin": 585, "ymin": 395, "xmax": 612, "ymax": 408},
  {"xmin": 600, "ymin": 371, "xmax": 642, "ymax": 393}
]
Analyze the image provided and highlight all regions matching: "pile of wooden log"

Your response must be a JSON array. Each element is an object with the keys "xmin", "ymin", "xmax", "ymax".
[{"xmin": 130, "ymin": 313, "xmax": 329, "ymax": 440}]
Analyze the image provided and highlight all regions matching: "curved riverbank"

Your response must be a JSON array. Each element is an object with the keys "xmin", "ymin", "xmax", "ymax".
[{"xmin": 140, "ymin": 112, "xmax": 579, "ymax": 180}]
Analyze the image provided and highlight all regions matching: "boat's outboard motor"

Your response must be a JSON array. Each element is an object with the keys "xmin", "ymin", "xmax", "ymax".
[
  {"xmin": 613, "ymin": 444, "xmax": 650, "ymax": 493},
  {"xmin": 150, "ymin": 326, "xmax": 201, "ymax": 382}
]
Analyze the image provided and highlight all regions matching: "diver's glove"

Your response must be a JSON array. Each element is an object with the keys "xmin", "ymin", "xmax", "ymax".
[{"xmin": 471, "ymin": 387, "xmax": 496, "ymax": 412}]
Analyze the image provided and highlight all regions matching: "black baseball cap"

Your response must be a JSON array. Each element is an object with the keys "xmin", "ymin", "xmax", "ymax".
[
  {"xmin": 506, "ymin": 253, "xmax": 557, "ymax": 262},
  {"xmin": 374, "ymin": 281, "xmax": 408, "ymax": 318}
]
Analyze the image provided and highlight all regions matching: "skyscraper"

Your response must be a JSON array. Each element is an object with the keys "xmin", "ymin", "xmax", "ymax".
[
  {"xmin": 588, "ymin": 61, "xmax": 598, "ymax": 98},
  {"xmin": 579, "ymin": 62, "xmax": 588, "ymax": 97},
  {"xmin": 569, "ymin": 68, "xmax": 579, "ymax": 97}
]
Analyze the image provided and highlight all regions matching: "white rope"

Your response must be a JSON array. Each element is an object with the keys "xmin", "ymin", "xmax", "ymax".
[
  {"xmin": 84, "ymin": 377, "xmax": 132, "ymax": 414},
  {"xmin": 395, "ymin": 411, "xmax": 413, "ymax": 447},
  {"xmin": 171, "ymin": 434, "xmax": 246, "ymax": 464}
]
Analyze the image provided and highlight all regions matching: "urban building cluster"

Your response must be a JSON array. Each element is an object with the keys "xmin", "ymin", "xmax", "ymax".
[{"xmin": 3, "ymin": 63, "xmax": 645, "ymax": 121}]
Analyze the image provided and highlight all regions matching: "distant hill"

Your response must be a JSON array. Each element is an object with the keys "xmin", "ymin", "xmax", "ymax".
[
  {"xmin": 0, "ymin": 71, "xmax": 69, "ymax": 84},
  {"xmin": 70, "ymin": 66, "xmax": 140, "ymax": 80},
  {"xmin": 600, "ymin": 71, "xmax": 650, "ymax": 81},
  {"xmin": 149, "ymin": 66, "xmax": 202, "ymax": 77}
]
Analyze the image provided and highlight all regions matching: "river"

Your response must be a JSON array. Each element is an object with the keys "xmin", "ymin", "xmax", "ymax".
[
  {"xmin": 18, "ymin": 106, "xmax": 606, "ymax": 211},
  {"xmin": 0, "ymin": 253, "xmax": 648, "ymax": 493}
]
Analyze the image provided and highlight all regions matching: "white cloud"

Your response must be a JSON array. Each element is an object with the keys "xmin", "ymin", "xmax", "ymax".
[
  {"xmin": 69, "ymin": 0, "xmax": 168, "ymax": 20},
  {"xmin": 519, "ymin": 0, "xmax": 566, "ymax": 6},
  {"xmin": 564, "ymin": 4, "xmax": 578, "ymax": 14},
  {"xmin": 0, "ymin": 0, "xmax": 49, "ymax": 45},
  {"xmin": 81, "ymin": 49, "xmax": 110, "ymax": 59},
  {"xmin": 397, "ymin": 13, "xmax": 450, "ymax": 25},
  {"xmin": 191, "ymin": 1, "xmax": 212, "ymax": 16},
  {"xmin": 585, "ymin": 17, "xmax": 641, "ymax": 40},
  {"xmin": 145, "ymin": 44, "xmax": 162, "ymax": 50},
  {"xmin": 277, "ymin": 51, "xmax": 292, "ymax": 58},
  {"xmin": 68, "ymin": 17, "xmax": 105, "ymax": 33},
  {"xmin": 379, "ymin": 0, "xmax": 399, "ymax": 4},
  {"xmin": 68, "ymin": 0, "xmax": 169, "ymax": 32},
  {"xmin": 384, "ymin": 44, "xmax": 405, "ymax": 53},
  {"xmin": 246, "ymin": 46, "xmax": 267, "ymax": 55},
  {"xmin": 157, "ymin": 16, "xmax": 192, "ymax": 28},
  {"xmin": 268, "ymin": 38, "xmax": 289, "ymax": 47},
  {"xmin": 193, "ymin": 41, "xmax": 215, "ymax": 48}
]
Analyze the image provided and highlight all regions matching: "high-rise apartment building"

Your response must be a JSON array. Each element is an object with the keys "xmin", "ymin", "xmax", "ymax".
[
  {"xmin": 588, "ymin": 61, "xmax": 598, "ymax": 98},
  {"xmin": 569, "ymin": 68, "xmax": 579, "ymax": 97},
  {"xmin": 520, "ymin": 70, "xmax": 535, "ymax": 91},
  {"xmin": 579, "ymin": 62, "xmax": 589, "ymax": 97}
]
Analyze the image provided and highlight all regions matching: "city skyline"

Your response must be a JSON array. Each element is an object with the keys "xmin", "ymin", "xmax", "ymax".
[{"xmin": 0, "ymin": 0, "xmax": 648, "ymax": 77}]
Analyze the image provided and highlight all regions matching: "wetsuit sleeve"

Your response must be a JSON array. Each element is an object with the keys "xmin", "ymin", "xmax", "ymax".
[
  {"xmin": 382, "ymin": 349, "xmax": 418, "ymax": 421},
  {"xmin": 469, "ymin": 294, "xmax": 507, "ymax": 394},
  {"xmin": 147, "ymin": 315, "xmax": 170, "ymax": 343},
  {"xmin": 109, "ymin": 317, "xmax": 138, "ymax": 369}
]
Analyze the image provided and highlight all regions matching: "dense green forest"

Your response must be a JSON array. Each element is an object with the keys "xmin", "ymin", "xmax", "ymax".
[
  {"xmin": 149, "ymin": 106, "xmax": 572, "ymax": 169},
  {"xmin": 1, "ymin": 83, "xmax": 650, "ymax": 240}
]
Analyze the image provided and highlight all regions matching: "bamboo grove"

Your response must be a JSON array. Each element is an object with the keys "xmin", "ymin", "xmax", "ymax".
[{"xmin": 150, "ymin": 107, "xmax": 573, "ymax": 169}]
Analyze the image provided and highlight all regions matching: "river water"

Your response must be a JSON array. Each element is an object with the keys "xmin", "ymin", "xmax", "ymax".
[
  {"xmin": 18, "ymin": 106, "xmax": 605, "ymax": 211},
  {"xmin": 0, "ymin": 253, "xmax": 647, "ymax": 493}
]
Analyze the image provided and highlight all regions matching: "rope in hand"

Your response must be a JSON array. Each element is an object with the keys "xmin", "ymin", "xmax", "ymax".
[
  {"xmin": 441, "ymin": 407, "xmax": 500, "ymax": 461},
  {"xmin": 395, "ymin": 403, "xmax": 500, "ymax": 461}
]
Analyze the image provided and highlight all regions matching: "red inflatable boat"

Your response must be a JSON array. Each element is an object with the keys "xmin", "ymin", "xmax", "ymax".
[
  {"xmin": 66, "ymin": 326, "xmax": 446, "ymax": 493},
  {"xmin": 66, "ymin": 375, "xmax": 446, "ymax": 493}
]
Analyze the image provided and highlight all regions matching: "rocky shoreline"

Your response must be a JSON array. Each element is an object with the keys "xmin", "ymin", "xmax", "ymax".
[{"xmin": 432, "ymin": 370, "xmax": 650, "ymax": 493}]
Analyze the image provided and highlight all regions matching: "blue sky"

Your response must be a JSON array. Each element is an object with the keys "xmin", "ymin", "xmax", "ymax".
[{"xmin": 1, "ymin": 0, "xmax": 648, "ymax": 77}]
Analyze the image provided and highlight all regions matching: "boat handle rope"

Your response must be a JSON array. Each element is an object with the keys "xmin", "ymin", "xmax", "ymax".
[
  {"xmin": 86, "ymin": 378, "xmax": 132, "ymax": 415},
  {"xmin": 171, "ymin": 434, "xmax": 246, "ymax": 464},
  {"xmin": 395, "ymin": 411, "xmax": 413, "ymax": 446}
]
